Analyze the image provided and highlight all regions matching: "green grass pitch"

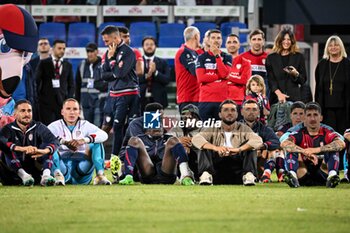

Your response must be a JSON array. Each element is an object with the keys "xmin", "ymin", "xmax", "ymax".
[{"xmin": 1, "ymin": 178, "xmax": 350, "ymax": 233}]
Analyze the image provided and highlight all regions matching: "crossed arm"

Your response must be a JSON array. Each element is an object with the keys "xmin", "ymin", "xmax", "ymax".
[{"xmin": 281, "ymin": 137, "xmax": 345, "ymax": 164}]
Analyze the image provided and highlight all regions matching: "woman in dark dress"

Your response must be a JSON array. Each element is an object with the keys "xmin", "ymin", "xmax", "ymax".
[
  {"xmin": 315, "ymin": 35, "xmax": 350, "ymax": 135},
  {"xmin": 266, "ymin": 29, "xmax": 307, "ymax": 105}
]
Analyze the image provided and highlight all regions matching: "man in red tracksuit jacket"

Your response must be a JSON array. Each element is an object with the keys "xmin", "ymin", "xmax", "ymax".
[{"xmin": 195, "ymin": 29, "xmax": 232, "ymax": 121}]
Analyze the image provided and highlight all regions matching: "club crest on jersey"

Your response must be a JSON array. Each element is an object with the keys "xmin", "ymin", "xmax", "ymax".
[
  {"xmin": 28, "ymin": 134, "xmax": 33, "ymax": 141},
  {"xmin": 76, "ymin": 131, "xmax": 81, "ymax": 137},
  {"xmin": 236, "ymin": 64, "xmax": 242, "ymax": 69}
]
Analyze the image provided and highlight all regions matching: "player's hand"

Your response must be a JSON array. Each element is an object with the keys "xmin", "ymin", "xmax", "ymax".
[
  {"xmin": 24, "ymin": 146, "xmax": 38, "ymax": 155},
  {"xmin": 215, "ymin": 146, "xmax": 230, "ymax": 157},
  {"xmin": 211, "ymin": 44, "xmax": 220, "ymax": 57},
  {"xmin": 228, "ymin": 148, "xmax": 240, "ymax": 156},
  {"xmin": 303, "ymin": 147, "xmax": 321, "ymax": 157},
  {"xmin": 31, "ymin": 149, "xmax": 50, "ymax": 159},
  {"xmin": 149, "ymin": 61, "xmax": 156, "ymax": 73},
  {"xmin": 277, "ymin": 92, "xmax": 289, "ymax": 103},
  {"xmin": 108, "ymin": 42, "xmax": 116, "ymax": 59},
  {"xmin": 179, "ymin": 137, "xmax": 192, "ymax": 148}
]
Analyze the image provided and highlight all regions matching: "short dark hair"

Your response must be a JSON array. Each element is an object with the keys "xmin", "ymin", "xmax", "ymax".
[
  {"xmin": 142, "ymin": 36, "xmax": 157, "ymax": 47},
  {"xmin": 117, "ymin": 26, "xmax": 129, "ymax": 34},
  {"xmin": 242, "ymin": 99, "xmax": 259, "ymax": 108},
  {"xmin": 208, "ymin": 29, "xmax": 222, "ymax": 37},
  {"xmin": 145, "ymin": 102, "xmax": 164, "ymax": 112},
  {"xmin": 291, "ymin": 101, "xmax": 306, "ymax": 112},
  {"xmin": 53, "ymin": 39, "xmax": 66, "ymax": 46},
  {"xmin": 101, "ymin": 25, "xmax": 119, "ymax": 36},
  {"xmin": 305, "ymin": 102, "xmax": 322, "ymax": 114},
  {"xmin": 249, "ymin": 29, "xmax": 265, "ymax": 40},
  {"xmin": 227, "ymin": 33, "xmax": 239, "ymax": 39},
  {"xmin": 219, "ymin": 99, "xmax": 237, "ymax": 112},
  {"xmin": 15, "ymin": 99, "xmax": 31, "ymax": 110}
]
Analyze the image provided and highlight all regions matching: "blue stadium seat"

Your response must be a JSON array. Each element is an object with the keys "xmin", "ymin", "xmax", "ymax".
[
  {"xmin": 69, "ymin": 59, "xmax": 83, "ymax": 79},
  {"xmin": 67, "ymin": 23, "xmax": 96, "ymax": 47},
  {"xmin": 192, "ymin": 22, "xmax": 217, "ymax": 42},
  {"xmin": 220, "ymin": 22, "xmax": 247, "ymax": 37},
  {"xmin": 98, "ymin": 22, "xmax": 126, "ymax": 47},
  {"xmin": 159, "ymin": 23, "xmax": 185, "ymax": 38},
  {"xmin": 39, "ymin": 23, "xmax": 66, "ymax": 46},
  {"xmin": 158, "ymin": 37, "xmax": 183, "ymax": 47},
  {"xmin": 158, "ymin": 23, "xmax": 185, "ymax": 47},
  {"xmin": 130, "ymin": 21, "xmax": 157, "ymax": 48}
]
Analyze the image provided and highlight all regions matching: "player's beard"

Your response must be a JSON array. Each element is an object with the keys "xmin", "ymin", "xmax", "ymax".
[
  {"xmin": 222, "ymin": 118, "xmax": 235, "ymax": 125},
  {"xmin": 144, "ymin": 50, "xmax": 155, "ymax": 57}
]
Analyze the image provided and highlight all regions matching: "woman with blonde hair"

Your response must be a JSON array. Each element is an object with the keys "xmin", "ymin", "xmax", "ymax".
[
  {"xmin": 315, "ymin": 35, "xmax": 350, "ymax": 134},
  {"xmin": 265, "ymin": 28, "xmax": 307, "ymax": 105}
]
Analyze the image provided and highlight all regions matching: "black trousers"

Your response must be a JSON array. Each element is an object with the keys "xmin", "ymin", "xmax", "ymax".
[{"xmin": 198, "ymin": 149, "xmax": 257, "ymax": 185}]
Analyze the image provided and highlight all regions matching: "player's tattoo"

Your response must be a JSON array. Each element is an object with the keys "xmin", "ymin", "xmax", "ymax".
[
  {"xmin": 281, "ymin": 138, "xmax": 304, "ymax": 153},
  {"xmin": 320, "ymin": 139, "xmax": 345, "ymax": 152}
]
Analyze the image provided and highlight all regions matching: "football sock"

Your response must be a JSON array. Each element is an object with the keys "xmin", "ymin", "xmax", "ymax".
[
  {"xmin": 170, "ymin": 143, "xmax": 188, "ymax": 164},
  {"xmin": 264, "ymin": 159, "xmax": 275, "ymax": 173},
  {"xmin": 17, "ymin": 168, "xmax": 30, "ymax": 180},
  {"xmin": 179, "ymin": 162, "xmax": 191, "ymax": 178},
  {"xmin": 42, "ymin": 169, "xmax": 51, "ymax": 177},
  {"xmin": 275, "ymin": 157, "xmax": 285, "ymax": 173},
  {"xmin": 285, "ymin": 152, "xmax": 298, "ymax": 173},
  {"xmin": 326, "ymin": 153, "xmax": 339, "ymax": 173},
  {"xmin": 90, "ymin": 143, "xmax": 105, "ymax": 174},
  {"xmin": 124, "ymin": 146, "xmax": 138, "ymax": 175}
]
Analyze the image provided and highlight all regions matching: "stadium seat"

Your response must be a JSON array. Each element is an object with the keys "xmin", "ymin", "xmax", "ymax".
[
  {"xmin": 192, "ymin": 22, "xmax": 217, "ymax": 41},
  {"xmin": 158, "ymin": 37, "xmax": 183, "ymax": 47},
  {"xmin": 130, "ymin": 21, "xmax": 157, "ymax": 48},
  {"xmin": 158, "ymin": 23, "xmax": 185, "ymax": 47},
  {"xmin": 67, "ymin": 23, "xmax": 96, "ymax": 47},
  {"xmin": 159, "ymin": 23, "xmax": 186, "ymax": 38},
  {"xmin": 98, "ymin": 22, "xmax": 126, "ymax": 47},
  {"xmin": 68, "ymin": 59, "xmax": 83, "ymax": 78},
  {"xmin": 39, "ymin": 22, "xmax": 66, "ymax": 46},
  {"xmin": 220, "ymin": 22, "xmax": 247, "ymax": 37}
]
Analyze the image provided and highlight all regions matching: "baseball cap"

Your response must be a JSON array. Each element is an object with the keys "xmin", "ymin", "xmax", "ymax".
[
  {"xmin": 86, "ymin": 43, "xmax": 98, "ymax": 52},
  {"xmin": 181, "ymin": 104, "xmax": 200, "ymax": 119},
  {"xmin": 0, "ymin": 4, "xmax": 39, "ymax": 53}
]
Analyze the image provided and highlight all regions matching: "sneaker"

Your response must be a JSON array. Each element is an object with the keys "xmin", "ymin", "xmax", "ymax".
[
  {"xmin": 181, "ymin": 177, "xmax": 195, "ymax": 185},
  {"xmin": 22, "ymin": 175, "xmax": 34, "ymax": 186},
  {"xmin": 277, "ymin": 171, "xmax": 284, "ymax": 182},
  {"xmin": 283, "ymin": 171, "xmax": 300, "ymax": 188},
  {"xmin": 260, "ymin": 172, "xmax": 272, "ymax": 183},
  {"xmin": 199, "ymin": 171, "xmax": 213, "ymax": 185},
  {"xmin": 340, "ymin": 177, "xmax": 349, "ymax": 183},
  {"xmin": 119, "ymin": 174, "xmax": 134, "ymax": 185},
  {"xmin": 110, "ymin": 155, "xmax": 122, "ymax": 176},
  {"xmin": 40, "ymin": 175, "xmax": 55, "ymax": 186},
  {"xmin": 54, "ymin": 172, "xmax": 65, "ymax": 186},
  {"xmin": 326, "ymin": 174, "xmax": 340, "ymax": 188},
  {"xmin": 112, "ymin": 174, "xmax": 120, "ymax": 184},
  {"xmin": 93, "ymin": 174, "xmax": 112, "ymax": 185},
  {"xmin": 243, "ymin": 172, "xmax": 256, "ymax": 186}
]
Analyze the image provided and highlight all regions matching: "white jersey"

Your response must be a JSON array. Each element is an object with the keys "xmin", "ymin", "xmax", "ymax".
[{"xmin": 48, "ymin": 119, "xmax": 108, "ymax": 155}]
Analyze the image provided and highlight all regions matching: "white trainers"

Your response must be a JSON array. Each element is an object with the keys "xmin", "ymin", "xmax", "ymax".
[
  {"xmin": 40, "ymin": 174, "xmax": 56, "ymax": 186},
  {"xmin": 54, "ymin": 172, "xmax": 65, "ymax": 186},
  {"xmin": 93, "ymin": 174, "xmax": 112, "ymax": 185},
  {"xmin": 22, "ymin": 174, "xmax": 35, "ymax": 186},
  {"xmin": 199, "ymin": 171, "xmax": 213, "ymax": 185},
  {"xmin": 243, "ymin": 172, "xmax": 256, "ymax": 186}
]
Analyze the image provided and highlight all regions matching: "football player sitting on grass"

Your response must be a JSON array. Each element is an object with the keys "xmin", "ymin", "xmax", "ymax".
[
  {"xmin": 119, "ymin": 125, "xmax": 195, "ymax": 186},
  {"xmin": 281, "ymin": 102, "xmax": 345, "ymax": 188},
  {"xmin": 48, "ymin": 98, "xmax": 111, "ymax": 185}
]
